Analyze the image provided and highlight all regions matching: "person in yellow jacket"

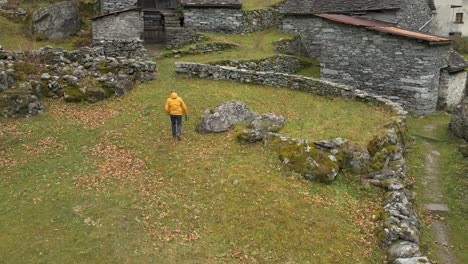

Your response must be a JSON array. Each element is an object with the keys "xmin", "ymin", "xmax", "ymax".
[{"xmin": 164, "ymin": 90, "xmax": 188, "ymax": 141}]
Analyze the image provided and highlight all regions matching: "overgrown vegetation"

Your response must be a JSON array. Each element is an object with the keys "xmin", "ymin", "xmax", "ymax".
[
  {"xmin": 452, "ymin": 35, "xmax": 468, "ymax": 56},
  {"xmin": 406, "ymin": 113, "xmax": 468, "ymax": 264}
]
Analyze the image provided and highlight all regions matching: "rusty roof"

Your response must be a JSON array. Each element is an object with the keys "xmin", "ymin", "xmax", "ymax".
[{"xmin": 315, "ymin": 14, "xmax": 451, "ymax": 43}]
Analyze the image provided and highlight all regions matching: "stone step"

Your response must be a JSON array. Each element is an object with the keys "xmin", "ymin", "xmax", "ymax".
[{"xmin": 424, "ymin": 203, "xmax": 449, "ymax": 213}]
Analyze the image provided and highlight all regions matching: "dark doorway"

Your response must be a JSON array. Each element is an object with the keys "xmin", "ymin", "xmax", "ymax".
[{"xmin": 143, "ymin": 11, "xmax": 165, "ymax": 43}]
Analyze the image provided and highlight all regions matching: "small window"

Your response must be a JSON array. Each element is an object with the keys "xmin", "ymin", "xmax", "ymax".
[{"xmin": 455, "ymin": 13, "xmax": 464, "ymax": 23}]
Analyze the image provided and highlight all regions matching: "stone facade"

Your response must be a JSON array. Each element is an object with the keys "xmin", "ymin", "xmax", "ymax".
[
  {"xmin": 183, "ymin": 8, "xmax": 243, "ymax": 33},
  {"xmin": 99, "ymin": 0, "xmax": 138, "ymax": 14},
  {"xmin": 438, "ymin": 70, "xmax": 468, "ymax": 110},
  {"xmin": 273, "ymin": 36, "xmax": 309, "ymax": 57},
  {"xmin": 282, "ymin": 16, "xmax": 451, "ymax": 114},
  {"xmin": 242, "ymin": 8, "xmax": 282, "ymax": 34},
  {"xmin": 396, "ymin": 0, "xmax": 434, "ymax": 32},
  {"xmin": 92, "ymin": 10, "xmax": 144, "ymax": 41}
]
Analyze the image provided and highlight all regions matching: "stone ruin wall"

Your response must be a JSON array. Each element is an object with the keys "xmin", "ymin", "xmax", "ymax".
[{"xmin": 282, "ymin": 16, "xmax": 451, "ymax": 115}]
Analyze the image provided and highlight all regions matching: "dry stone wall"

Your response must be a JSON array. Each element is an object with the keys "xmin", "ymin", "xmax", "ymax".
[
  {"xmin": 282, "ymin": 15, "xmax": 451, "ymax": 115},
  {"xmin": 396, "ymin": 0, "xmax": 433, "ymax": 32},
  {"xmin": 0, "ymin": 45, "xmax": 156, "ymax": 118},
  {"xmin": 183, "ymin": 8, "xmax": 243, "ymax": 33}
]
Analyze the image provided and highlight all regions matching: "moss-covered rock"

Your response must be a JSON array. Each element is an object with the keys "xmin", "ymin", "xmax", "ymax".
[
  {"xmin": 272, "ymin": 137, "xmax": 340, "ymax": 183},
  {"xmin": 63, "ymin": 87, "xmax": 86, "ymax": 102}
]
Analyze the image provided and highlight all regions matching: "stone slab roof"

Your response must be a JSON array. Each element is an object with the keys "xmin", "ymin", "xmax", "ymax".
[
  {"xmin": 179, "ymin": 0, "xmax": 242, "ymax": 9},
  {"xmin": 448, "ymin": 50, "xmax": 468, "ymax": 73},
  {"xmin": 315, "ymin": 14, "xmax": 451, "ymax": 44},
  {"xmin": 282, "ymin": 0, "xmax": 402, "ymax": 15}
]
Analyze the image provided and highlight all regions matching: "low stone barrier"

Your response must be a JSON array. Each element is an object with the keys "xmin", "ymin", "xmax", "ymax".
[
  {"xmin": 0, "ymin": 45, "xmax": 157, "ymax": 118},
  {"xmin": 176, "ymin": 60, "xmax": 430, "ymax": 263},
  {"xmin": 242, "ymin": 7, "xmax": 282, "ymax": 34},
  {"xmin": 210, "ymin": 55, "xmax": 307, "ymax": 74}
]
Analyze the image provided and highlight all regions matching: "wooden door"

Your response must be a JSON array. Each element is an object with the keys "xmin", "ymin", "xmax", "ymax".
[{"xmin": 143, "ymin": 11, "xmax": 165, "ymax": 43}]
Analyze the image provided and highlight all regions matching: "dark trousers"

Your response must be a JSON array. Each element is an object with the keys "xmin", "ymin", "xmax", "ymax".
[{"xmin": 170, "ymin": 115, "xmax": 182, "ymax": 137}]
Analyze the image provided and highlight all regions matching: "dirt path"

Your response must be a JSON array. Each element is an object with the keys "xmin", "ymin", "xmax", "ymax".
[{"xmin": 421, "ymin": 125, "xmax": 456, "ymax": 264}]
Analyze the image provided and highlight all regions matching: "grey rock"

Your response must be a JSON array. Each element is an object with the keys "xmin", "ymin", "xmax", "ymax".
[
  {"xmin": 388, "ymin": 241, "xmax": 421, "ymax": 261},
  {"xmin": 32, "ymin": 1, "xmax": 81, "ymax": 40},
  {"xmin": 393, "ymin": 257, "xmax": 431, "ymax": 264},
  {"xmin": 41, "ymin": 73, "xmax": 51, "ymax": 80},
  {"xmin": 114, "ymin": 78, "xmax": 134, "ymax": 96},
  {"xmin": 0, "ymin": 70, "xmax": 16, "ymax": 92},
  {"xmin": 449, "ymin": 100, "xmax": 468, "ymax": 140},
  {"xmin": 424, "ymin": 203, "xmax": 449, "ymax": 213},
  {"xmin": 314, "ymin": 137, "xmax": 348, "ymax": 149},
  {"xmin": 237, "ymin": 113, "xmax": 286, "ymax": 143},
  {"xmin": 85, "ymin": 87, "xmax": 110, "ymax": 103},
  {"xmin": 196, "ymin": 101, "xmax": 256, "ymax": 134}
]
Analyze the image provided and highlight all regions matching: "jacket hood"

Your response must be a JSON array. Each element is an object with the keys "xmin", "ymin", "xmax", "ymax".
[{"xmin": 170, "ymin": 92, "xmax": 178, "ymax": 99}]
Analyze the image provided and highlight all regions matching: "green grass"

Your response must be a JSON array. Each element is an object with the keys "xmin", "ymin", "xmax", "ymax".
[
  {"xmin": 1, "ymin": 24, "xmax": 391, "ymax": 262},
  {"xmin": 242, "ymin": 0, "xmax": 284, "ymax": 11},
  {"xmin": 406, "ymin": 113, "xmax": 468, "ymax": 263}
]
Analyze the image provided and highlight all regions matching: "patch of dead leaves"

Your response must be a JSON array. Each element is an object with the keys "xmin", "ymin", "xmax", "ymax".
[
  {"xmin": 22, "ymin": 136, "xmax": 64, "ymax": 155},
  {"xmin": 48, "ymin": 102, "xmax": 117, "ymax": 129},
  {"xmin": 74, "ymin": 143, "xmax": 145, "ymax": 189}
]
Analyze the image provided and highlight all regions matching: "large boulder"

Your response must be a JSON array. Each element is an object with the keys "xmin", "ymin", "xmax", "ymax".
[
  {"xmin": 32, "ymin": 1, "xmax": 81, "ymax": 40},
  {"xmin": 237, "ymin": 113, "xmax": 286, "ymax": 143},
  {"xmin": 196, "ymin": 101, "xmax": 256, "ymax": 134},
  {"xmin": 449, "ymin": 99, "xmax": 468, "ymax": 140}
]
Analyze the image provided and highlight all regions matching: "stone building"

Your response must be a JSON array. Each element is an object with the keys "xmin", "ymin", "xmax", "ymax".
[
  {"xmin": 433, "ymin": 0, "xmax": 468, "ymax": 37},
  {"xmin": 92, "ymin": 0, "xmax": 281, "ymax": 47},
  {"xmin": 281, "ymin": 0, "xmax": 467, "ymax": 114}
]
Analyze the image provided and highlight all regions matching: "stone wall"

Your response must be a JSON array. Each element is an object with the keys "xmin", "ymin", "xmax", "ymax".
[
  {"xmin": 282, "ymin": 15, "xmax": 451, "ymax": 115},
  {"xmin": 0, "ymin": 46, "xmax": 156, "ymax": 117},
  {"xmin": 92, "ymin": 39, "xmax": 147, "ymax": 58},
  {"xmin": 273, "ymin": 36, "xmax": 309, "ymax": 57},
  {"xmin": 242, "ymin": 7, "xmax": 282, "ymax": 33},
  {"xmin": 183, "ymin": 8, "xmax": 243, "ymax": 33},
  {"xmin": 210, "ymin": 55, "xmax": 306, "ymax": 74},
  {"xmin": 99, "ymin": 0, "xmax": 138, "ymax": 14},
  {"xmin": 397, "ymin": 0, "xmax": 433, "ymax": 32},
  {"xmin": 438, "ymin": 70, "xmax": 468, "ymax": 110},
  {"xmin": 183, "ymin": 7, "xmax": 281, "ymax": 34},
  {"xmin": 92, "ymin": 10, "xmax": 144, "ymax": 41},
  {"xmin": 175, "ymin": 62, "xmax": 357, "ymax": 99}
]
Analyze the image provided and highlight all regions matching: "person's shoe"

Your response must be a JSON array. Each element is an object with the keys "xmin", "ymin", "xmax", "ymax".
[{"xmin": 177, "ymin": 134, "xmax": 182, "ymax": 141}]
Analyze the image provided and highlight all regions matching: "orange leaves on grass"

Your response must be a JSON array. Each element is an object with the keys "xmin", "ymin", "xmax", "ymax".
[
  {"xmin": 22, "ymin": 136, "xmax": 63, "ymax": 155},
  {"xmin": 73, "ymin": 143, "xmax": 145, "ymax": 189},
  {"xmin": 48, "ymin": 102, "xmax": 117, "ymax": 129}
]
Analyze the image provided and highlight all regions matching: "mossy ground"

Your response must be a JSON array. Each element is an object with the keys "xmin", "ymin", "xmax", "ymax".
[{"xmin": 1, "ymin": 19, "xmax": 392, "ymax": 264}]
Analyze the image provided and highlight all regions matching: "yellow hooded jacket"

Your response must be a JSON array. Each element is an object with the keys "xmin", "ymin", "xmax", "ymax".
[{"xmin": 165, "ymin": 92, "xmax": 188, "ymax": 116}]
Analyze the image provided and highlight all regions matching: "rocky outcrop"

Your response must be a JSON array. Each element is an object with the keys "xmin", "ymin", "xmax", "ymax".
[
  {"xmin": 32, "ymin": 1, "xmax": 81, "ymax": 40},
  {"xmin": 449, "ymin": 98, "xmax": 468, "ymax": 141},
  {"xmin": 1, "ymin": 86, "xmax": 43, "ymax": 118},
  {"xmin": 196, "ymin": 101, "xmax": 256, "ymax": 134},
  {"xmin": 237, "ymin": 113, "xmax": 286, "ymax": 143}
]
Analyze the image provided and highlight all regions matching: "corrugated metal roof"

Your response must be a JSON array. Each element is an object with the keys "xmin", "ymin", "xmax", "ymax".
[{"xmin": 315, "ymin": 14, "xmax": 451, "ymax": 43}]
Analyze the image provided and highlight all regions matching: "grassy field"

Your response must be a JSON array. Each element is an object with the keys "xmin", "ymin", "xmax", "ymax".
[
  {"xmin": 406, "ymin": 113, "xmax": 468, "ymax": 263},
  {"xmin": 0, "ymin": 27, "xmax": 394, "ymax": 262}
]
